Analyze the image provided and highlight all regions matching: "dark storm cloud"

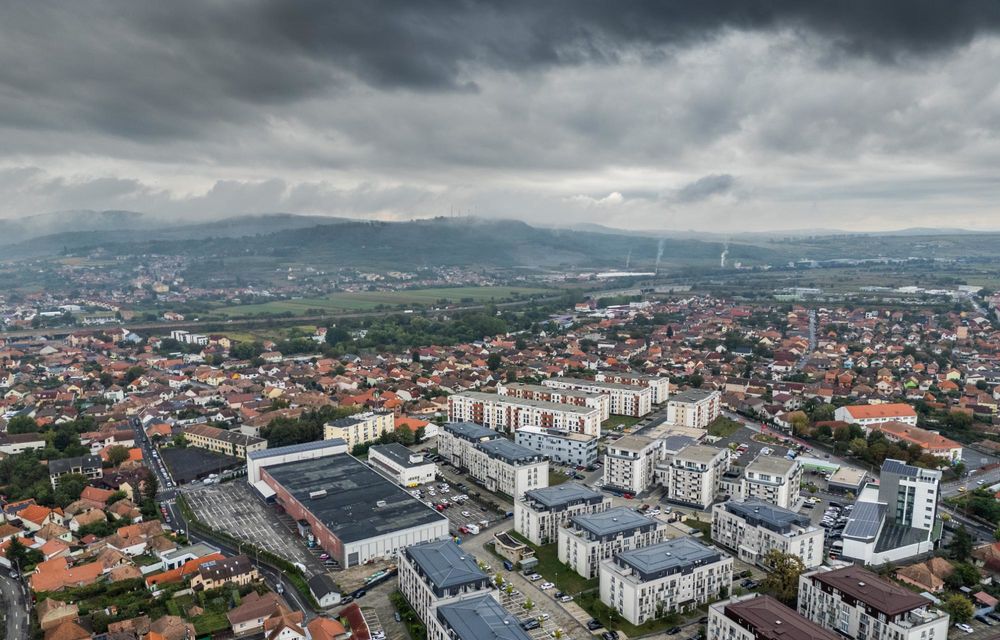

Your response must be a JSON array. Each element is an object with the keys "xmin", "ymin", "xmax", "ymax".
[{"xmin": 675, "ymin": 174, "xmax": 737, "ymax": 203}]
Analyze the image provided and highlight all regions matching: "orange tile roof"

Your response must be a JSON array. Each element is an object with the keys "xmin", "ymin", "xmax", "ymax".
[
  {"xmin": 876, "ymin": 421, "xmax": 962, "ymax": 452},
  {"xmin": 31, "ymin": 557, "xmax": 104, "ymax": 592},
  {"xmin": 844, "ymin": 403, "xmax": 917, "ymax": 419},
  {"xmin": 19, "ymin": 504, "xmax": 54, "ymax": 526},
  {"xmin": 145, "ymin": 552, "xmax": 225, "ymax": 588}
]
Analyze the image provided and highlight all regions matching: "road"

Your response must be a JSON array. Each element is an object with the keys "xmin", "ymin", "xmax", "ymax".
[
  {"xmin": 0, "ymin": 295, "xmax": 566, "ymax": 339},
  {"xmin": 794, "ymin": 309, "xmax": 817, "ymax": 371},
  {"xmin": 0, "ymin": 570, "xmax": 29, "ymax": 640}
]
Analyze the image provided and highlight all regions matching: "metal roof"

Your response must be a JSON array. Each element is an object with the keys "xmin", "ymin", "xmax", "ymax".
[
  {"xmin": 522, "ymin": 483, "xmax": 603, "ymax": 510},
  {"xmin": 615, "ymin": 537, "xmax": 724, "ymax": 581},
  {"xmin": 475, "ymin": 438, "xmax": 546, "ymax": 465},
  {"xmin": 369, "ymin": 442, "xmax": 433, "ymax": 468},
  {"xmin": 570, "ymin": 506, "xmax": 656, "ymax": 539},
  {"xmin": 436, "ymin": 594, "xmax": 532, "ymax": 640},
  {"xmin": 405, "ymin": 539, "xmax": 488, "ymax": 591},
  {"xmin": 443, "ymin": 422, "xmax": 502, "ymax": 442},
  {"xmin": 669, "ymin": 389, "xmax": 717, "ymax": 404},
  {"xmin": 842, "ymin": 500, "xmax": 885, "ymax": 542},
  {"xmin": 724, "ymin": 499, "xmax": 811, "ymax": 534},
  {"xmin": 247, "ymin": 439, "xmax": 346, "ymax": 461}
]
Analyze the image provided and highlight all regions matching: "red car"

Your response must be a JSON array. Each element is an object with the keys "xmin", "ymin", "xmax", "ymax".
[{"xmin": 623, "ymin": 493, "xmax": 634, "ymax": 500}]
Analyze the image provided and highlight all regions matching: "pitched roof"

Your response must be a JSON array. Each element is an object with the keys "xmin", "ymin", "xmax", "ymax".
[{"xmin": 843, "ymin": 403, "xmax": 916, "ymax": 419}]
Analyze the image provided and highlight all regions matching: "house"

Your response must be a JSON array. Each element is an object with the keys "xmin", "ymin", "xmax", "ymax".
[
  {"xmin": 226, "ymin": 591, "xmax": 285, "ymax": 636},
  {"xmin": 48, "ymin": 454, "xmax": 103, "ymax": 488},
  {"xmin": 306, "ymin": 617, "xmax": 348, "ymax": 640},
  {"xmin": 44, "ymin": 620, "xmax": 91, "ymax": 640},
  {"xmin": 30, "ymin": 557, "xmax": 104, "ymax": 592},
  {"xmin": 895, "ymin": 557, "xmax": 956, "ymax": 593},
  {"xmin": 190, "ymin": 554, "xmax": 259, "ymax": 591},
  {"xmin": 306, "ymin": 573, "xmax": 342, "ymax": 609},
  {"xmin": 37, "ymin": 599, "xmax": 79, "ymax": 631}
]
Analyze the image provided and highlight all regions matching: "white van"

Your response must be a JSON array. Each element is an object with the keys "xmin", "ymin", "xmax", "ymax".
[{"xmin": 466, "ymin": 524, "xmax": 480, "ymax": 535}]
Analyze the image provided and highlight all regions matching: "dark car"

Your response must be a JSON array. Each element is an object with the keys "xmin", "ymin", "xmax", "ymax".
[
  {"xmin": 521, "ymin": 620, "xmax": 540, "ymax": 630},
  {"xmin": 555, "ymin": 591, "xmax": 566, "ymax": 599},
  {"xmin": 667, "ymin": 627, "xmax": 681, "ymax": 635},
  {"xmin": 586, "ymin": 620, "xmax": 604, "ymax": 630}
]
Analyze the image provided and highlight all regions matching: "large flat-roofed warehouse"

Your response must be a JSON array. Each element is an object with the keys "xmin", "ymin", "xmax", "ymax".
[{"xmin": 260, "ymin": 453, "xmax": 449, "ymax": 567}]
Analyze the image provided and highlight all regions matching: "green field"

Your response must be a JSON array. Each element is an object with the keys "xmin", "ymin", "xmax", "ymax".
[{"xmin": 215, "ymin": 286, "xmax": 552, "ymax": 317}]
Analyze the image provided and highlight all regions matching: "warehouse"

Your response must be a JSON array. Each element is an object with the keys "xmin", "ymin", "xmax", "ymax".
[
  {"xmin": 260, "ymin": 453, "xmax": 449, "ymax": 567},
  {"xmin": 247, "ymin": 439, "xmax": 348, "ymax": 484}
]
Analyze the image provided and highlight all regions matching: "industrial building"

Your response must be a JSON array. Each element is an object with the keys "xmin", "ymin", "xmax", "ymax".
[{"xmin": 247, "ymin": 439, "xmax": 348, "ymax": 484}]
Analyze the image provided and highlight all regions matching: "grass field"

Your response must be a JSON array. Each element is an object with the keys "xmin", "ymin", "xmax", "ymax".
[{"xmin": 215, "ymin": 286, "xmax": 552, "ymax": 317}]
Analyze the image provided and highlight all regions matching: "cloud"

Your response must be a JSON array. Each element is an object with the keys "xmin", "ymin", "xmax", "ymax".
[{"xmin": 674, "ymin": 175, "xmax": 737, "ymax": 203}]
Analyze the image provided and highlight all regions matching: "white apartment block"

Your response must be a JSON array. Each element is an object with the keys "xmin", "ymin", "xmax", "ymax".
[
  {"xmin": 515, "ymin": 483, "xmax": 611, "ymax": 545},
  {"xmin": 833, "ymin": 402, "xmax": 918, "ymax": 427},
  {"xmin": 798, "ymin": 565, "xmax": 950, "ymax": 640},
  {"xmin": 514, "ymin": 426, "xmax": 599, "ymax": 467},
  {"xmin": 437, "ymin": 422, "xmax": 501, "ymax": 469},
  {"xmin": 711, "ymin": 499, "xmax": 823, "ymax": 569},
  {"xmin": 398, "ymin": 539, "xmax": 497, "ymax": 627},
  {"xmin": 542, "ymin": 377, "xmax": 652, "ymax": 417},
  {"xmin": 665, "ymin": 389, "xmax": 721, "ymax": 429},
  {"xmin": 368, "ymin": 442, "xmax": 437, "ymax": 487},
  {"xmin": 600, "ymin": 537, "xmax": 733, "ymax": 625},
  {"xmin": 322, "ymin": 411, "xmax": 394, "ymax": 449},
  {"xmin": 448, "ymin": 391, "xmax": 603, "ymax": 437},
  {"xmin": 594, "ymin": 372, "xmax": 671, "ymax": 404},
  {"xmin": 497, "ymin": 381, "xmax": 611, "ymax": 421},
  {"xmin": 603, "ymin": 435, "xmax": 663, "ymax": 495},
  {"xmin": 656, "ymin": 444, "xmax": 728, "ymax": 509},
  {"xmin": 440, "ymin": 422, "xmax": 548, "ymax": 499},
  {"xmin": 741, "ymin": 455, "xmax": 802, "ymax": 510},
  {"xmin": 558, "ymin": 507, "xmax": 668, "ymax": 578},
  {"xmin": 708, "ymin": 594, "xmax": 842, "ymax": 640}
]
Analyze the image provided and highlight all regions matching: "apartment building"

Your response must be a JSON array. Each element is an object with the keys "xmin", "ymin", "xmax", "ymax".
[
  {"xmin": 514, "ymin": 426, "xmax": 599, "ymax": 466},
  {"xmin": 594, "ymin": 372, "xmax": 671, "ymax": 404},
  {"xmin": 834, "ymin": 403, "xmax": 918, "ymax": 427},
  {"xmin": 741, "ymin": 455, "xmax": 802, "ymax": 510},
  {"xmin": 711, "ymin": 499, "xmax": 823, "ymax": 569},
  {"xmin": 798, "ymin": 565, "xmax": 950, "ymax": 640},
  {"xmin": 665, "ymin": 389, "xmax": 721, "ymax": 429},
  {"xmin": 48, "ymin": 454, "xmax": 103, "ymax": 488},
  {"xmin": 437, "ymin": 422, "xmax": 501, "ymax": 468},
  {"xmin": 708, "ymin": 594, "xmax": 841, "ymax": 640},
  {"xmin": 183, "ymin": 424, "xmax": 268, "ymax": 459},
  {"xmin": 426, "ymin": 594, "xmax": 532, "ymax": 640},
  {"xmin": 842, "ymin": 459, "xmax": 940, "ymax": 565},
  {"xmin": 603, "ymin": 435, "xmax": 663, "ymax": 495},
  {"xmin": 466, "ymin": 438, "xmax": 549, "ymax": 499},
  {"xmin": 515, "ymin": 483, "xmax": 610, "ymax": 545},
  {"xmin": 599, "ymin": 537, "xmax": 733, "ymax": 625},
  {"xmin": 448, "ymin": 392, "xmax": 603, "ymax": 437},
  {"xmin": 398, "ymin": 539, "xmax": 496, "ymax": 626},
  {"xmin": 656, "ymin": 444, "xmax": 728, "ymax": 509},
  {"xmin": 558, "ymin": 506, "xmax": 668, "ymax": 578},
  {"xmin": 497, "ymin": 381, "xmax": 611, "ymax": 420},
  {"xmin": 368, "ymin": 443, "xmax": 437, "ymax": 487},
  {"xmin": 322, "ymin": 411, "xmax": 394, "ymax": 449},
  {"xmin": 542, "ymin": 377, "xmax": 653, "ymax": 417}
]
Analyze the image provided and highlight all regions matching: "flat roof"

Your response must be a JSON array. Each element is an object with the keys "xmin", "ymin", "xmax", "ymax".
[
  {"xmin": 515, "ymin": 426, "xmax": 595, "ymax": 443},
  {"xmin": 247, "ymin": 439, "xmax": 346, "ymax": 461},
  {"xmin": 443, "ymin": 422, "xmax": 502, "ymax": 442},
  {"xmin": 460, "ymin": 391, "xmax": 599, "ymax": 415},
  {"xmin": 405, "ymin": 539, "xmax": 488, "ymax": 591},
  {"xmin": 608, "ymin": 434, "xmax": 655, "ymax": 452},
  {"xmin": 670, "ymin": 389, "xmax": 717, "ymax": 404},
  {"xmin": 263, "ymin": 454, "xmax": 447, "ymax": 543},
  {"xmin": 548, "ymin": 376, "xmax": 645, "ymax": 392},
  {"xmin": 436, "ymin": 594, "xmax": 531, "ymax": 640},
  {"xmin": 370, "ymin": 442, "xmax": 433, "ymax": 468},
  {"xmin": 675, "ymin": 444, "xmax": 725, "ymax": 464},
  {"xmin": 475, "ymin": 438, "xmax": 547, "ymax": 465},
  {"xmin": 746, "ymin": 455, "xmax": 797, "ymax": 476},
  {"xmin": 615, "ymin": 537, "xmax": 723, "ymax": 581},
  {"xmin": 724, "ymin": 499, "xmax": 811, "ymax": 535},
  {"xmin": 828, "ymin": 466, "xmax": 867, "ymax": 487},
  {"xmin": 809, "ymin": 565, "xmax": 932, "ymax": 616},
  {"xmin": 522, "ymin": 483, "xmax": 603, "ymax": 510},
  {"xmin": 184, "ymin": 423, "xmax": 265, "ymax": 446},
  {"xmin": 571, "ymin": 506, "xmax": 657, "ymax": 538},
  {"xmin": 881, "ymin": 458, "xmax": 941, "ymax": 480},
  {"xmin": 723, "ymin": 595, "xmax": 840, "ymax": 640},
  {"xmin": 659, "ymin": 435, "xmax": 697, "ymax": 453},
  {"xmin": 501, "ymin": 382, "xmax": 601, "ymax": 399}
]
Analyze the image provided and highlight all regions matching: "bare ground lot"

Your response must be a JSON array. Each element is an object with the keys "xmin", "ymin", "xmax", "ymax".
[{"xmin": 160, "ymin": 446, "xmax": 241, "ymax": 484}]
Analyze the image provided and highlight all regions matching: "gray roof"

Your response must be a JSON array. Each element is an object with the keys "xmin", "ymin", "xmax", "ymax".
[
  {"xmin": 459, "ymin": 391, "xmax": 599, "ymax": 415},
  {"xmin": 746, "ymin": 455, "xmax": 797, "ymax": 476},
  {"xmin": 548, "ymin": 377, "xmax": 644, "ymax": 391},
  {"xmin": 570, "ymin": 506, "xmax": 657, "ymax": 539},
  {"xmin": 659, "ymin": 435, "xmax": 696, "ymax": 453},
  {"xmin": 262, "ymin": 454, "xmax": 447, "ymax": 543},
  {"xmin": 674, "ymin": 444, "xmax": 725, "ymax": 465},
  {"xmin": 522, "ymin": 483, "xmax": 603, "ymax": 511},
  {"xmin": 615, "ymin": 537, "xmax": 724, "ymax": 581},
  {"xmin": 880, "ymin": 458, "xmax": 940, "ymax": 480},
  {"xmin": 475, "ymin": 439, "xmax": 546, "ymax": 465},
  {"xmin": 405, "ymin": 539, "xmax": 488, "ymax": 591},
  {"xmin": 436, "ymin": 594, "xmax": 532, "ymax": 640},
  {"xmin": 307, "ymin": 573, "xmax": 341, "ymax": 598},
  {"xmin": 724, "ymin": 499, "xmax": 811, "ymax": 534},
  {"xmin": 48, "ymin": 454, "xmax": 102, "ymax": 475},
  {"xmin": 443, "ymin": 421, "xmax": 502, "ymax": 442},
  {"xmin": 370, "ymin": 442, "xmax": 433, "ymax": 468},
  {"xmin": 161, "ymin": 542, "xmax": 219, "ymax": 562},
  {"xmin": 247, "ymin": 439, "xmax": 346, "ymax": 461},
  {"xmin": 843, "ymin": 500, "xmax": 886, "ymax": 542},
  {"xmin": 669, "ymin": 389, "xmax": 716, "ymax": 404}
]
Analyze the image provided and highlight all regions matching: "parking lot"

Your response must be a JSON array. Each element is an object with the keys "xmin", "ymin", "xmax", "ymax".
[
  {"xmin": 160, "ymin": 446, "xmax": 242, "ymax": 484},
  {"xmin": 183, "ymin": 481, "xmax": 327, "ymax": 576},
  {"xmin": 407, "ymin": 477, "xmax": 498, "ymax": 538},
  {"xmin": 496, "ymin": 573, "xmax": 580, "ymax": 640}
]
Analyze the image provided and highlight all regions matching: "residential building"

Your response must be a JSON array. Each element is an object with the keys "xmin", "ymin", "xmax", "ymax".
[
  {"xmin": 514, "ymin": 425, "xmax": 599, "ymax": 467},
  {"xmin": 497, "ymin": 381, "xmax": 611, "ymax": 420},
  {"xmin": 666, "ymin": 389, "xmax": 721, "ymax": 429},
  {"xmin": 189, "ymin": 555, "xmax": 259, "ymax": 591},
  {"xmin": 183, "ymin": 424, "xmax": 267, "ymax": 458},
  {"xmin": 599, "ymin": 537, "xmax": 733, "ymax": 625},
  {"xmin": 322, "ymin": 411, "xmax": 394, "ymax": 449},
  {"xmin": 741, "ymin": 455, "xmax": 802, "ymax": 510},
  {"xmin": 841, "ymin": 459, "xmax": 941, "ymax": 565},
  {"xmin": 437, "ymin": 422, "xmax": 501, "ymax": 469},
  {"xmin": 398, "ymin": 539, "xmax": 496, "ymax": 625},
  {"xmin": 558, "ymin": 506, "xmax": 668, "ymax": 578},
  {"xmin": 798, "ymin": 565, "xmax": 949, "ymax": 640},
  {"xmin": 369, "ymin": 443, "xmax": 437, "ymax": 487},
  {"xmin": 708, "ymin": 594, "xmax": 841, "ymax": 640},
  {"xmin": 603, "ymin": 435, "xmax": 662, "ymax": 495},
  {"xmin": 515, "ymin": 483, "xmax": 610, "ymax": 545},
  {"xmin": 447, "ymin": 391, "xmax": 602, "ymax": 437},
  {"xmin": 0, "ymin": 432, "xmax": 46, "ymax": 455},
  {"xmin": 594, "ymin": 372, "xmax": 671, "ymax": 404},
  {"xmin": 871, "ymin": 421, "xmax": 963, "ymax": 463},
  {"xmin": 657, "ymin": 444, "xmax": 728, "ymax": 509},
  {"xmin": 711, "ymin": 499, "xmax": 823, "ymax": 569},
  {"xmin": 542, "ymin": 377, "xmax": 653, "ymax": 417},
  {"xmin": 834, "ymin": 403, "xmax": 918, "ymax": 427},
  {"xmin": 48, "ymin": 455, "xmax": 103, "ymax": 488},
  {"xmin": 426, "ymin": 594, "xmax": 532, "ymax": 640},
  {"xmin": 465, "ymin": 438, "xmax": 549, "ymax": 499}
]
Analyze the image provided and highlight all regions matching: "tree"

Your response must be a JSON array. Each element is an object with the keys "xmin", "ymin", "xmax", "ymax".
[
  {"xmin": 945, "ymin": 563, "xmax": 981, "ymax": 590},
  {"xmin": 787, "ymin": 411, "xmax": 810, "ymax": 436},
  {"xmin": 143, "ymin": 471, "xmax": 159, "ymax": 501},
  {"xmin": 944, "ymin": 594, "xmax": 974, "ymax": 624},
  {"xmin": 6, "ymin": 415, "xmax": 38, "ymax": 434},
  {"xmin": 811, "ymin": 403, "xmax": 836, "ymax": 423},
  {"xmin": 106, "ymin": 445, "xmax": 130, "ymax": 467},
  {"xmin": 396, "ymin": 425, "xmax": 415, "ymax": 446},
  {"xmin": 760, "ymin": 550, "xmax": 806, "ymax": 607},
  {"xmin": 53, "ymin": 473, "xmax": 89, "ymax": 508},
  {"xmin": 124, "ymin": 366, "xmax": 145, "ymax": 384},
  {"xmin": 950, "ymin": 525, "xmax": 974, "ymax": 561},
  {"xmin": 487, "ymin": 353, "xmax": 503, "ymax": 371},
  {"xmin": 688, "ymin": 374, "xmax": 704, "ymax": 388}
]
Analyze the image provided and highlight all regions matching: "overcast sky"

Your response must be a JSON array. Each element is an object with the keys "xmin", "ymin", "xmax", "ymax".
[{"xmin": 3, "ymin": 1, "xmax": 1000, "ymax": 232}]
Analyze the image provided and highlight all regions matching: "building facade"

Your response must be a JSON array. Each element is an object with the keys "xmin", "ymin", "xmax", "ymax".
[
  {"xmin": 656, "ymin": 444, "xmax": 728, "ymax": 509},
  {"xmin": 183, "ymin": 424, "xmax": 267, "ymax": 458},
  {"xmin": 708, "ymin": 594, "xmax": 842, "ymax": 640},
  {"xmin": 711, "ymin": 499, "xmax": 823, "ymax": 569},
  {"xmin": 447, "ymin": 392, "xmax": 603, "ymax": 437},
  {"xmin": 834, "ymin": 403, "xmax": 918, "ymax": 427},
  {"xmin": 322, "ymin": 411, "xmax": 394, "ymax": 449},
  {"xmin": 558, "ymin": 507, "xmax": 667, "ymax": 578},
  {"xmin": 369, "ymin": 443, "xmax": 438, "ymax": 487},
  {"xmin": 398, "ymin": 539, "xmax": 496, "ymax": 626},
  {"xmin": 542, "ymin": 377, "xmax": 653, "ymax": 417},
  {"xmin": 666, "ymin": 389, "xmax": 721, "ymax": 429},
  {"xmin": 741, "ymin": 455, "xmax": 802, "ymax": 510},
  {"xmin": 514, "ymin": 426, "xmax": 599, "ymax": 467},
  {"xmin": 603, "ymin": 435, "xmax": 663, "ymax": 495},
  {"xmin": 497, "ymin": 382, "xmax": 611, "ymax": 420},
  {"xmin": 465, "ymin": 438, "xmax": 549, "ymax": 499},
  {"xmin": 515, "ymin": 483, "xmax": 611, "ymax": 545},
  {"xmin": 594, "ymin": 372, "xmax": 671, "ymax": 404}
]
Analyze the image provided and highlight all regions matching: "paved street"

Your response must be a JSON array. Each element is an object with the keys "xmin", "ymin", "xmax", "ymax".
[{"xmin": 0, "ymin": 572, "xmax": 29, "ymax": 640}]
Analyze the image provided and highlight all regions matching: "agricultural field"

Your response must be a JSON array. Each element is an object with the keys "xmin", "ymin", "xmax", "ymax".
[{"xmin": 214, "ymin": 286, "xmax": 553, "ymax": 317}]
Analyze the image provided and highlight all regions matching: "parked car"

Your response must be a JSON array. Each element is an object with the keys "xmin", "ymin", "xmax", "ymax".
[
  {"xmin": 540, "ymin": 582, "xmax": 555, "ymax": 590},
  {"xmin": 559, "ymin": 595, "xmax": 573, "ymax": 602}
]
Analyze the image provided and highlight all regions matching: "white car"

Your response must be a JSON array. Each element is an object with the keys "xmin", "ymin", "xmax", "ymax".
[
  {"xmin": 540, "ymin": 582, "xmax": 555, "ymax": 590},
  {"xmin": 529, "ymin": 574, "xmax": 542, "ymax": 581},
  {"xmin": 461, "ymin": 511, "xmax": 471, "ymax": 517},
  {"xmin": 955, "ymin": 623, "xmax": 974, "ymax": 634},
  {"xmin": 537, "ymin": 614, "xmax": 550, "ymax": 621}
]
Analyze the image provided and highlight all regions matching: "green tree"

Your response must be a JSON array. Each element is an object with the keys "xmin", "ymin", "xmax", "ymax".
[
  {"xmin": 950, "ymin": 525, "xmax": 974, "ymax": 561},
  {"xmin": 396, "ymin": 425, "xmax": 415, "ymax": 446},
  {"xmin": 53, "ymin": 473, "xmax": 89, "ymax": 508},
  {"xmin": 487, "ymin": 353, "xmax": 503, "ymax": 371},
  {"xmin": 124, "ymin": 366, "xmax": 145, "ymax": 384},
  {"xmin": 811, "ymin": 404, "xmax": 836, "ymax": 423},
  {"xmin": 106, "ymin": 445, "xmax": 130, "ymax": 467},
  {"xmin": 944, "ymin": 594, "xmax": 974, "ymax": 624},
  {"xmin": 5, "ymin": 415, "xmax": 38, "ymax": 434},
  {"xmin": 945, "ymin": 563, "xmax": 981, "ymax": 590},
  {"xmin": 688, "ymin": 374, "xmax": 704, "ymax": 388},
  {"xmin": 760, "ymin": 550, "xmax": 806, "ymax": 607}
]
